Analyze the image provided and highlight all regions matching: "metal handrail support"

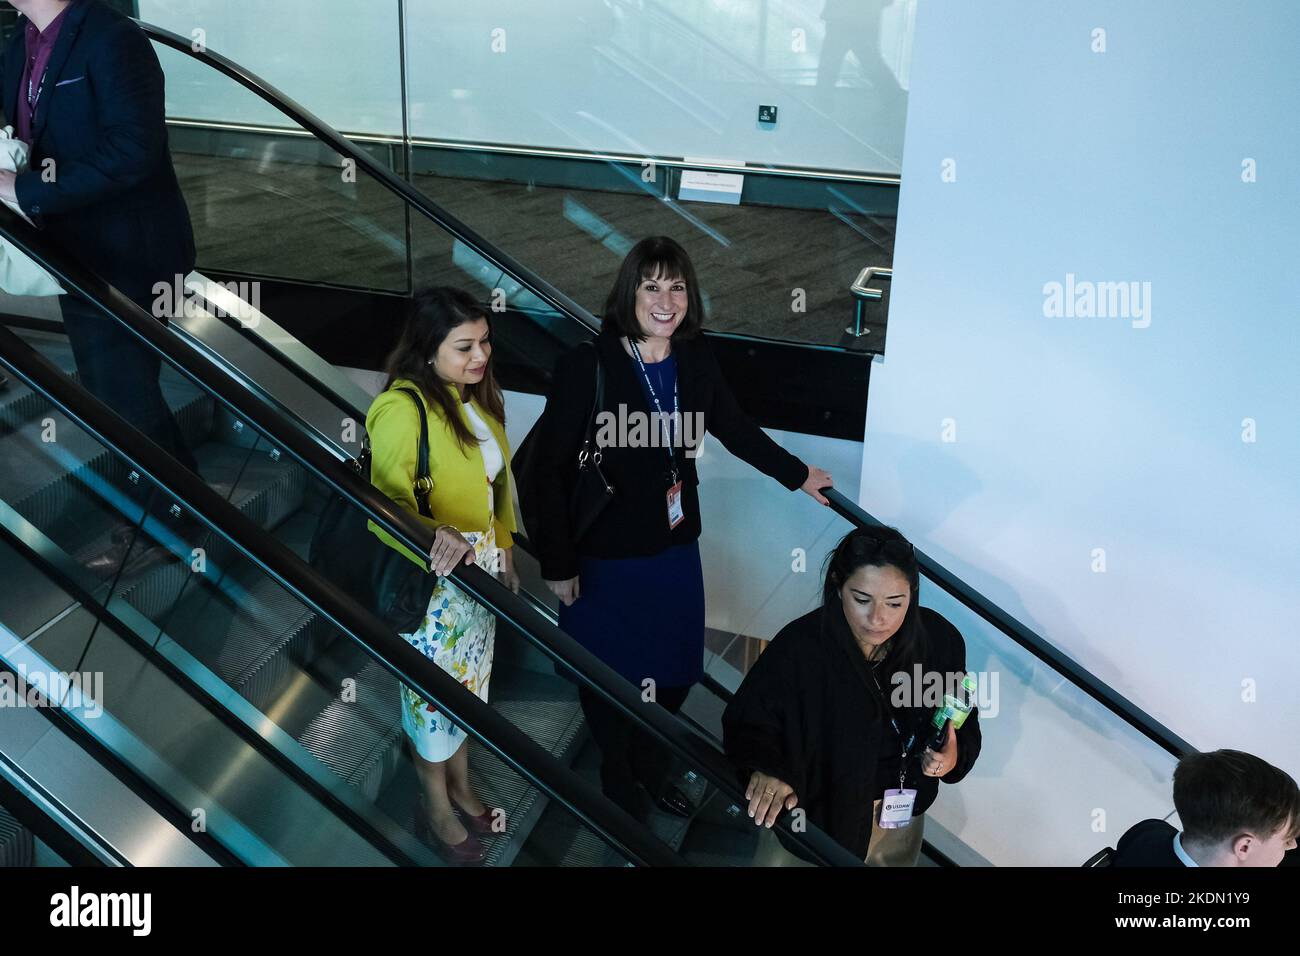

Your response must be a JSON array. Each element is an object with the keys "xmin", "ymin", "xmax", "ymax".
[{"xmin": 848, "ymin": 265, "xmax": 892, "ymax": 337}]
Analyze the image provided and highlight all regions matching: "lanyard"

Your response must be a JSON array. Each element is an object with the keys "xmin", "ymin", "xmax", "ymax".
[
  {"xmin": 867, "ymin": 660, "xmax": 918, "ymax": 790},
  {"xmin": 27, "ymin": 66, "xmax": 49, "ymax": 110},
  {"xmin": 627, "ymin": 339, "xmax": 680, "ymax": 484}
]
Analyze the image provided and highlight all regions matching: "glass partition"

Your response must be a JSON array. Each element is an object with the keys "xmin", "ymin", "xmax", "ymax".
[
  {"xmin": 133, "ymin": 3, "xmax": 904, "ymax": 352},
  {"xmin": 144, "ymin": 24, "xmax": 588, "ymax": 380},
  {"xmin": 402, "ymin": 0, "xmax": 905, "ymax": 349},
  {"xmin": 152, "ymin": 39, "xmax": 412, "ymax": 294},
  {"xmin": 140, "ymin": 0, "xmax": 405, "ymax": 137}
]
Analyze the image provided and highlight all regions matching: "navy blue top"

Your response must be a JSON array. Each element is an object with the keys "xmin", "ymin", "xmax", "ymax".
[
  {"xmin": 634, "ymin": 353, "xmax": 677, "ymax": 412},
  {"xmin": 632, "ymin": 352, "xmax": 678, "ymax": 465}
]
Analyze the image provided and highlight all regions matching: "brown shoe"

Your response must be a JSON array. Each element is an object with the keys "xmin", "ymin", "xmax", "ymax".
[{"xmin": 414, "ymin": 802, "xmax": 488, "ymax": 864}]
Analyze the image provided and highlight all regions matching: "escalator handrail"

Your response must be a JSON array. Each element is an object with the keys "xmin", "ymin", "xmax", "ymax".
[
  {"xmin": 136, "ymin": 19, "xmax": 601, "ymax": 338},
  {"xmin": 0, "ymin": 204, "xmax": 859, "ymax": 867},
  {"xmin": 820, "ymin": 488, "xmax": 1194, "ymax": 758},
  {"xmin": 0, "ymin": 319, "xmax": 682, "ymax": 867},
  {"xmin": 0, "ymin": 748, "xmax": 125, "ymax": 866},
  {"xmin": 0, "ymin": 497, "xmax": 428, "ymax": 866},
  {"xmin": 0, "ymin": 657, "xmax": 243, "ymax": 866}
]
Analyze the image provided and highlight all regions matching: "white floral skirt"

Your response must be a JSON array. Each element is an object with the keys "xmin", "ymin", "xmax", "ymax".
[{"xmin": 398, "ymin": 528, "xmax": 498, "ymax": 762}]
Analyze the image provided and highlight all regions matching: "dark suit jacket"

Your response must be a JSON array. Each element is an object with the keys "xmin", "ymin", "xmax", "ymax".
[
  {"xmin": 723, "ymin": 605, "xmax": 982, "ymax": 859},
  {"xmin": 1113, "ymin": 819, "xmax": 1185, "ymax": 867},
  {"xmin": 2, "ymin": 0, "xmax": 194, "ymax": 302},
  {"xmin": 526, "ymin": 330, "xmax": 808, "ymax": 580}
]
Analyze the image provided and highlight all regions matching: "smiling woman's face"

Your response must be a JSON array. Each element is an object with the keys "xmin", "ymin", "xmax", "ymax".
[
  {"xmin": 634, "ymin": 270, "xmax": 688, "ymax": 341},
  {"xmin": 840, "ymin": 564, "xmax": 912, "ymax": 650},
  {"xmin": 432, "ymin": 317, "xmax": 491, "ymax": 388}
]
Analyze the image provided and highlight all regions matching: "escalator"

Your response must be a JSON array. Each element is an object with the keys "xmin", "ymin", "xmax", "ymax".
[
  {"xmin": 0, "ymin": 314, "xmax": 696, "ymax": 866},
  {"xmin": 0, "ymin": 662, "xmax": 222, "ymax": 868},
  {"xmin": 0, "ymin": 205, "xmax": 858, "ymax": 867},
  {"xmin": 0, "ymin": 22, "xmax": 1190, "ymax": 869},
  {"xmin": 0, "ymin": 20, "xmax": 863, "ymax": 868}
]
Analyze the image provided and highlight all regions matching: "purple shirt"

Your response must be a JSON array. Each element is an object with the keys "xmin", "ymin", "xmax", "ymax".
[{"xmin": 16, "ymin": 6, "xmax": 72, "ymax": 145}]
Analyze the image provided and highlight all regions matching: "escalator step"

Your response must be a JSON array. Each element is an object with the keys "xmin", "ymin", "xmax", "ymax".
[
  {"xmin": 0, "ymin": 372, "xmax": 78, "ymax": 438},
  {"xmin": 0, "ymin": 385, "xmax": 213, "ymax": 538},
  {"xmin": 297, "ymin": 657, "xmax": 588, "ymax": 865},
  {"xmin": 297, "ymin": 660, "xmax": 403, "ymax": 802},
  {"xmin": 0, "ymin": 805, "xmax": 34, "ymax": 868},
  {"xmin": 112, "ymin": 444, "xmax": 313, "ymax": 709},
  {"xmin": 113, "ymin": 442, "xmax": 310, "ymax": 623}
]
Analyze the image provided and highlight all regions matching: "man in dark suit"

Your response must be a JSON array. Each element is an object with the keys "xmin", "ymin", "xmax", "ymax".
[
  {"xmin": 0, "ymin": 0, "xmax": 199, "ymax": 572},
  {"xmin": 1113, "ymin": 750, "xmax": 1299, "ymax": 867}
]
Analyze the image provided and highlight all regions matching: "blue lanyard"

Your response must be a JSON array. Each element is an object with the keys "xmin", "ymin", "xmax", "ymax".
[{"xmin": 628, "ymin": 339, "xmax": 680, "ymax": 484}]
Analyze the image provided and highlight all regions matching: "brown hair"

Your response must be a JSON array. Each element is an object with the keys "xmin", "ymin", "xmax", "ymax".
[
  {"xmin": 601, "ymin": 236, "xmax": 704, "ymax": 341},
  {"xmin": 381, "ymin": 286, "xmax": 505, "ymax": 450},
  {"xmin": 1173, "ymin": 749, "xmax": 1300, "ymax": 848}
]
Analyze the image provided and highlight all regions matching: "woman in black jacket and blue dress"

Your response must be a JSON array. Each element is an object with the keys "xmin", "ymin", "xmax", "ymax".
[
  {"xmin": 527, "ymin": 236, "xmax": 833, "ymax": 821},
  {"xmin": 724, "ymin": 525, "xmax": 982, "ymax": 865}
]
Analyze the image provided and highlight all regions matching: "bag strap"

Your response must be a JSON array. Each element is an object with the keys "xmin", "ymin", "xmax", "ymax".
[
  {"xmin": 578, "ymin": 342, "xmax": 604, "ymax": 461},
  {"xmin": 586, "ymin": 342, "xmax": 605, "ymax": 433},
  {"xmin": 394, "ymin": 387, "xmax": 434, "ymax": 518}
]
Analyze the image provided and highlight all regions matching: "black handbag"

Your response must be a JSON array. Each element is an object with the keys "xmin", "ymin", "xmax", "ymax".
[
  {"xmin": 513, "ymin": 342, "xmax": 614, "ymax": 546},
  {"xmin": 308, "ymin": 387, "xmax": 437, "ymax": 634}
]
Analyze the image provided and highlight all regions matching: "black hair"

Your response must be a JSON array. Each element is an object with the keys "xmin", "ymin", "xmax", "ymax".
[{"xmin": 822, "ymin": 526, "xmax": 929, "ymax": 704}]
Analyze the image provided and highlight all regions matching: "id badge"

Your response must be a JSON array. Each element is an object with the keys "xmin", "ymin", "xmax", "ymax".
[
  {"xmin": 878, "ymin": 788, "xmax": 917, "ymax": 829},
  {"xmin": 666, "ymin": 481, "xmax": 685, "ymax": 529}
]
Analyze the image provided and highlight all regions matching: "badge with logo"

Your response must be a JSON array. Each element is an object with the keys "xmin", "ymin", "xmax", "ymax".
[{"xmin": 878, "ymin": 788, "xmax": 918, "ymax": 829}]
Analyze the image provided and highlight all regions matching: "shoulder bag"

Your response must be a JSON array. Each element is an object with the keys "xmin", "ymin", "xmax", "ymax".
[{"xmin": 308, "ymin": 387, "xmax": 438, "ymax": 634}]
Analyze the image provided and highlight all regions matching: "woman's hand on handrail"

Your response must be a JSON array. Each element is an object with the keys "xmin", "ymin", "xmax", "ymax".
[
  {"xmin": 745, "ymin": 771, "xmax": 799, "ymax": 828},
  {"xmin": 800, "ymin": 464, "xmax": 833, "ymax": 506},
  {"xmin": 429, "ymin": 524, "xmax": 475, "ymax": 576}
]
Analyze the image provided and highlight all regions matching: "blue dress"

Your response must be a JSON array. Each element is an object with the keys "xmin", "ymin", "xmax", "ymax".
[{"xmin": 557, "ymin": 353, "xmax": 706, "ymax": 690}]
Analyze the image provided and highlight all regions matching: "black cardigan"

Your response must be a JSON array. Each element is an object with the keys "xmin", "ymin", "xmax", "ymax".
[
  {"xmin": 1112, "ymin": 819, "xmax": 1183, "ymax": 867},
  {"xmin": 723, "ymin": 604, "xmax": 982, "ymax": 859},
  {"xmin": 529, "ymin": 331, "xmax": 808, "ymax": 581}
]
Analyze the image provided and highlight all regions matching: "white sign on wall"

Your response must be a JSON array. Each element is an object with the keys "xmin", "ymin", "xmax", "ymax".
[{"xmin": 677, "ymin": 170, "xmax": 745, "ymax": 205}]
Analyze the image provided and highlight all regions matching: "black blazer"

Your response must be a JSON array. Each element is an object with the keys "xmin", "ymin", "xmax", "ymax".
[
  {"xmin": 2, "ymin": 0, "xmax": 195, "ymax": 302},
  {"xmin": 723, "ymin": 604, "xmax": 982, "ymax": 859},
  {"xmin": 529, "ymin": 330, "xmax": 808, "ymax": 580},
  {"xmin": 1113, "ymin": 819, "xmax": 1185, "ymax": 867}
]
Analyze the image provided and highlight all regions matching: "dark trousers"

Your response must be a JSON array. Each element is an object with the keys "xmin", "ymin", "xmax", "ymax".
[
  {"xmin": 60, "ymin": 294, "xmax": 199, "ymax": 520},
  {"xmin": 577, "ymin": 683, "xmax": 691, "ymax": 820}
]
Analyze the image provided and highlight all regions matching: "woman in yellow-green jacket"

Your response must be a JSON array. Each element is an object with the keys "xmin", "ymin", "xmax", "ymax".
[{"xmin": 367, "ymin": 287, "xmax": 518, "ymax": 864}]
